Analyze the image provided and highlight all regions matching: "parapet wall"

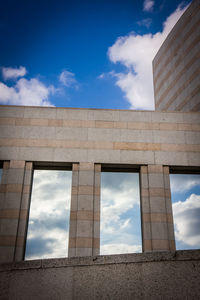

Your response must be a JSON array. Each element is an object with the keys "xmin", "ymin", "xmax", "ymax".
[
  {"xmin": 0, "ymin": 250, "xmax": 200, "ymax": 299},
  {"xmin": 0, "ymin": 105, "xmax": 200, "ymax": 262},
  {"xmin": 0, "ymin": 105, "xmax": 200, "ymax": 166}
]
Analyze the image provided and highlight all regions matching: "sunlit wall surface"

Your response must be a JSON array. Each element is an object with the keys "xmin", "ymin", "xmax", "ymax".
[
  {"xmin": 100, "ymin": 172, "xmax": 142, "ymax": 255},
  {"xmin": 25, "ymin": 170, "xmax": 72, "ymax": 260},
  {"xmin": 170, "ymin": 174, "xmax": 200, "ymax": 250}
]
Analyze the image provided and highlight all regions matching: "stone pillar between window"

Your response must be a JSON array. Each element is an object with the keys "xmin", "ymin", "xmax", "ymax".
[
  {"xmin": 140, "ymin": 165, "xmax": 175, "ymax": 252},
  {"xmin": 68, "ymin": 163, "xmax": 101, "ymax": 257},
  {"xmin": 0, "ymin": 160, "xmax": 33, "ymax": 263}
]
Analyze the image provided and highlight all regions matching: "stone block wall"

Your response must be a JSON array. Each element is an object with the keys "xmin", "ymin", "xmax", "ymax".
[
  {"xmin": 0, "ymin": 105, "xmax": 199, "ymax": 262},
  {"xmin": 0, "ymin": 251, "xmax": 200, "ymax": 300}
]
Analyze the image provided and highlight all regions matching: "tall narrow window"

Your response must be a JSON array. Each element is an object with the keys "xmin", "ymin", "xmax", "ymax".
[
  {"xmin": 170, "ymin": 173, "xmax": 200, "ymax": 250},
  {"xmin": 100, "ymin": 171, "xmax": 142, "ymax": 255},
  {"xmin": 25, "ymin": 169, "xmax": 72, "ymax": 260}
]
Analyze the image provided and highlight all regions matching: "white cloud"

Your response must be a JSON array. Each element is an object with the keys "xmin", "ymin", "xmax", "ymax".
[
  {"xmin": 0, "ymin": 67, "xmax": 55, "ymax": 106},
  {"xmin": 170, "ymin": 174, "xmax": 200, "ymax": 193},
  {"xmin": 2, "ymin": 66, "xmax": 27, "ymax": 80},
  {"xmin": 26, "ymin": 170, "xmax": 72, "ymax": 260},
  {"xmin": 143, "ymin": 0, "xmax": 154, "ymax": 12},
  {"xmin": 108, "ymin": 3, "xmax": 188, "ymax": 110},
  {"xmin": 101, "ymin": 243, "xmax": 142, "ymax": 255},
  {"xmin": 100, "ymin": 173, "xmax": 142, "ymax": 255},
  {"xmin": 59, "ymin": 70, "xmax": 77, "ymax": 87},
  {"xmin": 173, "ymin": 194, "xmax": 200, "ymax": 248}
]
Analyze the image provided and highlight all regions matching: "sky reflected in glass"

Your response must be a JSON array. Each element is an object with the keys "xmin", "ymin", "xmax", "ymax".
[
  {"xmin": 25, "ymin": 170, "xmax": 72, "ymax": 260},
  {"xmin": 100, "ymin": 172, "xmax": 142, "ymax": 255},
  {"xmin": 170, "ymin": 174, "xmax": 200, "ymax": 250}
]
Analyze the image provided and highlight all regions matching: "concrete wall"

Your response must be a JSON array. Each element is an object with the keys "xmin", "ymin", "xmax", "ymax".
[
  {"xmin": 0, "ymin": 250, "xmax": 200, "ymax": 300},
  {"xmin": 153, "ymin": 0, "xmax": 200, "ymax": 112},
  {"xmin": 0, "ymin": 105, "xmax": 200, "ymax": 262}
]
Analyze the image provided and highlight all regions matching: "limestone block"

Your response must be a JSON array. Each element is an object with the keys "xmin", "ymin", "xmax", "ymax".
[
  {"xmin": 76, "ymin": 220, "xmax": 93, "ymax": 237},
  {"xmin": 151, "ymin": 112, "xmax": 184, "ymax": 123},
  {"xmin": 56, "ymin": 127, "xmax": 88, "ymax": 141},
  {"xmin": 88, "ymin": 109, "xmax": 120, "ymax": 121},
  {"xmin": 19, "ymin": 147, "xmax": 54, "ymax": 162},
  {"xmin": 140, "ymin": 173, "xmax": 148, "ymax": 189},
  {"xmin": 120, "ymin": 150, "xmax": 155, "ymax": 164},
  {"xmin": 76, "ymin": 247, "xmax": 92, "ymax": 256},
  {"xmin": 120, "ymin": 129, "xmax": 153, "ymax": 143},
  {"xmin": 3, "ymin": 193, "xmax": 22, "ymax": 209},
  {"xmin": 77, "ymin": 195, "xmax": 94, "ymax": 211},
  {"xmin": 142, "ymin": 222, "xmax": 152, "ymax": 240},
  {"xmin": 153, "ymin": 130, "xmax": 186, "ymax": 144},
  {"xmin": 185, "ymin": 131, "xmax": 200, "ymax": 145},
  {"xmin": 57, "ymin": 108, "xmax": 88, "ymax": 120},
  {"xmin": 0, "ymin": 125, "xmax": 23, "ymax": 139},
  {"xmin": 68, "ymin": 220, "xmax": 77, "ymax": 238},
  {"xmin": 87, "ymin": 149, "xmax": 120, "ymax": 163},
  {"xmin": 94, "ymin": 195, "xmax": 100, "ymax": 212},
  {"xmin": 151, "ymin": 222, "xmax": 168, "ymax": 240},
  {"xmin": 0, "ymin": 246, "xmax": 15, "ymax": 263},
  {"xmin": 0, "ymin": 106, "xmax": 24, "ymax": 118},
  {"xmin": 6, "ymin": 169, "xmax": 24, "ymax": 184},
  {"xmin": 93, "ymin": 221, "xmax": 100, "ymax": 238},
  {"xmin": 54, "ymin": 148, "xmax": 87, "ymax": 162},
  {"xmin": 88, "ymin": 128, "xmax": 120, "ymax": 142},
  {"xmin": 149, "ymin": 197, "xmax": 166, "ymax": 213},
  {"xmin": 141, "ymin": 197, "xmax": 150, "ymax": 214},
  {"xmin": 188, "ymin": 152, "xmax": 200, "ymax": 166},
  {"xmin": 0, "ymin": 219, "xmax": 18, "ymax": 235},
  {"xmin": 148, "ymin": 173, "xmax": 164, "ymax": 188},
  {"xmin": 23, "ymin": 126, "xmax": 56, "ymax": 140},
  {"xmin": 155, "ymin": 151, "xmax": 188, "ymax": 165},
  {"xmin": 24, "ymin": 107, "xmax": 57, "ymax": 119},
  {"xmin": 78, "ymin": 171, "xmax": 94, "ymax": 186},
  {"xmin": 183, "ymin": 112, "xmax": 200, "ymax": 123},
  {"xmin": 119, "ymin": 111, "xmax": 152, "ymax": 122}
]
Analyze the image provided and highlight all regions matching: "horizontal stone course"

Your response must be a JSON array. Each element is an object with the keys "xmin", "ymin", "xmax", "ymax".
[
  {"xmin": 1, "ymin": 116, "xmax": 200, "ymax": 130},
  {"xmin": 69, "ymin": 237, "xmax": 99, "ymax": 248},
  {"xmin": 70, "ymin": 211, "xmax": 100, "ymax": 221},
  {"xmin": 0, "ymin": 209, "xmax": 27, "ymax": 219},
  {"xmin": 0, "ymin": 235, "xmax": 23, "ymax": 247}
]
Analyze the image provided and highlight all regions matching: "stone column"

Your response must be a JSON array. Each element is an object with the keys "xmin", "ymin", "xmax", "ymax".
[
  {"xmin": 0, "ymin": 160, "xmax": 33, "ymax": 262},
  {"xmin": 140, "ymin": 165, "xmax": 175, "ymax": 252},
  {"xmin": 68, "ymin": 163, "xmax": 101, "ymax": 257},
  {"xmin": 14, "ymin": 162, "xmax": 33, "ymax": 261}
]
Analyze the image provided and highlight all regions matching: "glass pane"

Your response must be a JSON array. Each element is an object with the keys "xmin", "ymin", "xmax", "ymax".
[
  {"xmin": 25, "ymin": 170, "xmax": 72, "ymax": 260},
  {"xmin": 101, "ymin": 172, "xmax": 142, "ymax": 255},
  {"xmin": 170, "ymin": 174, "xmax": 200, "ymax": 250}
]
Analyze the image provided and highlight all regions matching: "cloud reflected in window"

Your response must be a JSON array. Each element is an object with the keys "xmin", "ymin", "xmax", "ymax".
[
  {"xmin": 170, "ymin": 174, "xmax": 200, "ymax": 250},
  {"xmin": 25, "ymin": 170, "xmax": 72, "ymax": 260},
  {"xmin": 100, "ymin": 172, "xmax": 142, "ymax": 255}
]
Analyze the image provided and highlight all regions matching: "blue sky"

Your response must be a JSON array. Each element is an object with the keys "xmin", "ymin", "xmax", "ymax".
[{"xmin": 0, "ymin": 0, "xmax": 190, "ymax": 110}]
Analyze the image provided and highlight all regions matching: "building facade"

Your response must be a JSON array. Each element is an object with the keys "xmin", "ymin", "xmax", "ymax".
[
  {"xmin": 0, "ymin": 105, "xmax": 199, "ymax": 299},
  {"xmin": 153, "ymin": 0, "xmax": 200, "ymax": 112},
  {"xmin": 0, "ymin": 1, "xmax": 200, "ymax": 298}
]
